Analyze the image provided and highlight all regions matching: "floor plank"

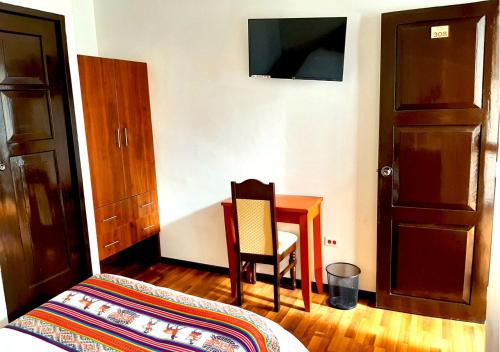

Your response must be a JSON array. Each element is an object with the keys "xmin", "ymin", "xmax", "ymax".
[{"xmin": 120, "ymin": 263, "xmax": 484, "ymax": 352}]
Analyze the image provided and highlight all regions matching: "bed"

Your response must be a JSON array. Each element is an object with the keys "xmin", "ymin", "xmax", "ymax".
[{"xmin": 0, "ymin": 274, "xmax": 307, "ymax": 352}]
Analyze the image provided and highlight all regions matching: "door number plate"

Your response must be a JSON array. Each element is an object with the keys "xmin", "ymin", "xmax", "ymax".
[{"xmin": 431, "ymin": 25, "xmax": 449, "ymax": 39}]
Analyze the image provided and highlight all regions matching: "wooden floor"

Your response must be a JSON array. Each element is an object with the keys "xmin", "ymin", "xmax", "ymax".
[{"xmin": 117, "ymin": 262, "xmax": 484, "ymax": 352}]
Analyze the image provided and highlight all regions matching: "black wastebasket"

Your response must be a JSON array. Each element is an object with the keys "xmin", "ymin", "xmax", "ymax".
[{"xmin": 326, "ymin": 262, "xmax": 361, "ymax": 310}]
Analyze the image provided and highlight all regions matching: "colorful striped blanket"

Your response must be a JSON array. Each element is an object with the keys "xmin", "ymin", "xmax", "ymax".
[{"xmin": 6, "ymin": 274, "xmax": 279, "ymax": 352}]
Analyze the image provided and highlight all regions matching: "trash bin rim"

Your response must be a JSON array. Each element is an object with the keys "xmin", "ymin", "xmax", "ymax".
[{"xmin": 325, "ymin": 262, "xmax": 361, "ymax": 278}]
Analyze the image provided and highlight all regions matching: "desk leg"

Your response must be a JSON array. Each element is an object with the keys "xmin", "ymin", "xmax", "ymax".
[
  {"xmin": 313, "ymin": 205, "xmax": 324, "ymax": 294},
  {"xmin": 299, "ymin": 214, "xmax": 312, "ymax": 312},
  {"xmin": 223, "ymin": 206, "xmax": 237, "ymax": 299}
]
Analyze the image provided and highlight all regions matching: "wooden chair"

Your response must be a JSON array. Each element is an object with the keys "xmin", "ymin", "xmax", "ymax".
[{"xmin": 231, "ymin": 179, "xmax": 297, "ymax": 312}]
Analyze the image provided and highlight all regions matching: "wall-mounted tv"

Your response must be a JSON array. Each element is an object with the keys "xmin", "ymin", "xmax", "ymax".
[{"xmin": 248, "ymin": 17, "xmax": 347, "ymax": 82}]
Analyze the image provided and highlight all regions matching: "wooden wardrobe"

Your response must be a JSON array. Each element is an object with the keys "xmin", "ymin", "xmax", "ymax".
[{"xmin": 78, "ymin": 55, "xmax": 160, "ymax": 261}]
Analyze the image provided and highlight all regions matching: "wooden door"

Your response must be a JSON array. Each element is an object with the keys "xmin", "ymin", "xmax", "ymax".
[
  {"xmin": 78, "ymin": 56, "xmax": 127, "ymax": 208},
  {"xmin": 377, "ymin": 0, "xmax": 498, "ymax": 322},
  {"xmin": 0, "ymin": 4, "xmax": 90, "ymax": 320},
  {"xmin": 115, "ymin": 60, "xmax": 152, "ymax": 198}
]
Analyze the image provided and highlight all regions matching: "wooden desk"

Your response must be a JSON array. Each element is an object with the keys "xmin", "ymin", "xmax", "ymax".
[{"xmin": 221, "ymin": 195, "xmax": 323, "ymax": 312}]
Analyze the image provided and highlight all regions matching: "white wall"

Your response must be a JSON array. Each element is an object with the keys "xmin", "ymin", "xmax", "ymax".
[
  {"xmin": 93, "ymin": 0, "xmax": 481, "ymax": 292},
  {"xmin": 487, "ymin": 193, "xmax": 500, "ymax": 351},
  {"xmin": 0, "ymin": 266, "xmax": 6, "ymax": 326},
  {"xmin": 71, "ymin": 0, "xmax": 98, "ymax": 55},
  {"xmin": 0, "ymin": 0, "xmax": 99, "ymax": 326}
]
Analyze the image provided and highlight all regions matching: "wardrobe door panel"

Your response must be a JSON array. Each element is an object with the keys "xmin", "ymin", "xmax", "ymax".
[
  {"xmin": 115, "ymin": 60, "xmax": 152, "ymax": 198},
  {"xmin": 78, "ymin": 56, "xmax": 126, "ymax": 207}
]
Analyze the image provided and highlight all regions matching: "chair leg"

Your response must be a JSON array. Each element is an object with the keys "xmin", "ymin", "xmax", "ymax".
[
  {"xmin": 273, "ymin": 262, "xmax": 280, "ymax": 312},
  {"xmin": 290, "ymin": 251, "xmax": 297, "ymax": 290},
  {"xmin": 243, "ymin": 262, "xmax": 257, "ymax": 284},
  {"xmin": 250, "ymin": 262, "xmax": 256, "ymax": 284},
  {"xmin": 243, "ymin": 262, "xmax": 250, "ymax": 283},
  {"xmin": 236, "ymin": 258, "xmax": 243, "ymax": 306}
]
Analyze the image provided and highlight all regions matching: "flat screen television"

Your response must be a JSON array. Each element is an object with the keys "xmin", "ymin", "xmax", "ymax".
[{"xmin": 248, "ymin": 17, "xmax": 347, "ymax": 81}]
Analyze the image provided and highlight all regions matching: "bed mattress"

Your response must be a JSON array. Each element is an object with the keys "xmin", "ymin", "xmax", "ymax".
[{"xmin": 0, "ymin": 274, "xmax": 307, "ymax": 352}]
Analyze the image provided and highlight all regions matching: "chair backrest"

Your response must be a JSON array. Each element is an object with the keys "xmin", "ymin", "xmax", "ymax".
[{"xmin": 231, "ymin": 179, "xmax": 278, "ymax": 257}]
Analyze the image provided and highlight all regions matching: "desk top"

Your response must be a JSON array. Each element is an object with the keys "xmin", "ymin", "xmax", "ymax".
[{"xmin": 221, "ymin": 194, "xmax": 323, "ymax": 213}]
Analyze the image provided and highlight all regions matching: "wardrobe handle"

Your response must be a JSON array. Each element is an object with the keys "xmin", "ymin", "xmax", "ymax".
[
  {"xmin": 102, "ymin": 215, "xmax": 118, "ymax": 223},
  {"xmin": 116, "ymin": 128, "xmax": 121, "ymax": 148},
  {"xmin": 104, "ymin": 240, "xmax": 120, "ymax": 248},
  {"xmin": 140, "ymin": 202, "xmax": 154, "ymax": 208},
  {"xmin": 143, "ymin": 224, "xmax": 155, "ymax": 231},
  {"xmin": 124, "ymin": 127, "xmax": 128, "ymax": 147}
]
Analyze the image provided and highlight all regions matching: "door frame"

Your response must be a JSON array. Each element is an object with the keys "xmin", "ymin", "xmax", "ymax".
[
  {"xmin": 0, "ymin": 1, "xmax": 92, "ymax": 321},
  {"xmin": 376, "ymin": 0, "xmax": 499, "ymax": 323}
]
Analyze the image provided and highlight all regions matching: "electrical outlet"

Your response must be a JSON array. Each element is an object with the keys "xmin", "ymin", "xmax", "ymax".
[{"xmin": 324, "ymin": 236, "xmax": 337, "ymax": 247}]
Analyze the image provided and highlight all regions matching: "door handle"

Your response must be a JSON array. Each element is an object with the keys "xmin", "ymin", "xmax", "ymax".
[
  {"xmin": 124, "ymin": 127, "xmax": 128, "ymax": 147},
  {"xmin": 0, "ymin": 162, "xmax": 5, "ymax": 171},
  {"xmin": 104, "ymin": 240, "xmax": 120, "ymax": 248},
  {"xmin": 140, "ymin": 202, "xmax": 154, "ymax": 208},
  {"xmin": 380, "ymin": 166, "xmax": 393, "ymax": 177},
  {"xmin": 102, "ymin": 215, "xmax": 118, "ymax": 223},
  {"xmin": 116, "ymin": 128, "xmax": 121, "ymax": 148}
]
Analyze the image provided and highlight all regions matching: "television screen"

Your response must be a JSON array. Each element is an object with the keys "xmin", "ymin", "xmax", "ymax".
[{"xmin": 248, "ymin": 17, "xmax": 347, "ymax": 81}]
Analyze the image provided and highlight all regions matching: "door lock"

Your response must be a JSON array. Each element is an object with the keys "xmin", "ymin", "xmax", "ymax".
[
  {"xmin": 0, "ymin": 162, "xmax": 5, "ymax": 171},
  {"xmin": 380, "ymin": 166, "xmax": 393, "ymax": 177}
]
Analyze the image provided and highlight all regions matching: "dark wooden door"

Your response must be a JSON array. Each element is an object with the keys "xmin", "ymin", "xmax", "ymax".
[
  {"xmin": 377, "ymin": 0, "xmax": 498, "ymax": 323},
  {"xmin": 0, "ymin": 4, "xmax": 90, "ymax": 320},
  {"xmin": 115, "ymin": 59, "xmax": 151, "ymax": 198},
  {"xmin": 78, "ymin": 56, "xmax": 127, "ymax": 207}
]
